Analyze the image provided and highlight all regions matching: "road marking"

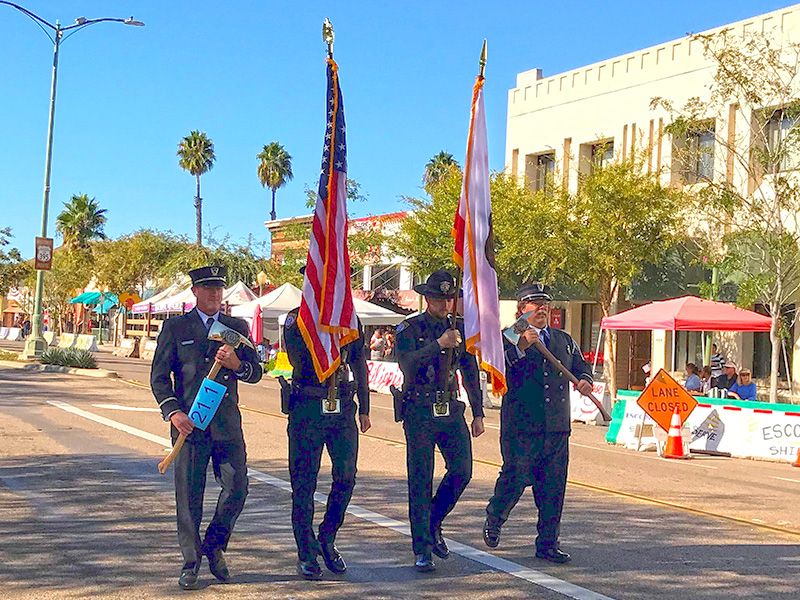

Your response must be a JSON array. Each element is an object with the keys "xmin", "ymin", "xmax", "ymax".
[
  {"xmin": 773, "ymin": 477, "xmax": 800, "ymax": 483},
  {"xmin": 91, "ymin": 403, "xmax": 160, "ymax": 412},
  {"xmin": 47, "ymin": 399, "xmax": 616, "ymax": 600}
]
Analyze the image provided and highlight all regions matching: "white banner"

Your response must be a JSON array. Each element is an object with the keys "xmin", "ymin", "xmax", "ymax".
[{"xmin": 610, "ymin": 398, "xmax": 800, "ymax": 463}]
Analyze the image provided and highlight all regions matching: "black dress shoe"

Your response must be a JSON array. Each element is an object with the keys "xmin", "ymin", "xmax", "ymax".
[
  {"xmin": 319, "ymin": 541, "xmax": 347, "ymax": 574},
  {"xmin": 178, "ymin": 560, "xmax": 201, "ymax": 590},
  {"xmin": 205, "ymin": 547, "xmax": 230, "ymax": 582},
  {"xmin": 535, "ymin": 548, "xmax": 571, "ymax": 564},
  {"xmin": 297, "ymin": 558, "xmax": 323, "ymax": 580},
  {"xmin": 414, "ymin": 552, "xmax": 436, "ymax": 572},
  {"xmin": 483, "ymin": 515, "xmax": 501, "ymax": 548},
  {"xmin": 430, "ymin": 527, "xmax": 450, "ymax": 559}
]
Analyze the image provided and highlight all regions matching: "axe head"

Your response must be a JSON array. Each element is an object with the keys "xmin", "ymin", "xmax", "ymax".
[{"xmin": 208, "ymin": 320, "xmax": 255, "ymax": 349}]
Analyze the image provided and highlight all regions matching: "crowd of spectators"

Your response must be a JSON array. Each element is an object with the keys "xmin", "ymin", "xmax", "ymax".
[{"xmin": 681, "ymin": 343, "xmax": 757, "ymax": 400}]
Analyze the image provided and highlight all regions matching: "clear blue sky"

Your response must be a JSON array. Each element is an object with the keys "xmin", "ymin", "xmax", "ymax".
[{"xmin": 1, "ymin": 1, "xmax": 792, "ymax": 258}]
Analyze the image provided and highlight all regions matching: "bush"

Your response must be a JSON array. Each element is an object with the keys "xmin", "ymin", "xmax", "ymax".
[
  {"xmin": 40, "ymin": 348, "xmax": 98, "ymax": 369},
  {"xmin": 264, "ymin": 358, "xmax": 276, "ymax": 373},
  {"xmin": 0, "ymin": 350, "xmax": 18, "ymax": 361}
]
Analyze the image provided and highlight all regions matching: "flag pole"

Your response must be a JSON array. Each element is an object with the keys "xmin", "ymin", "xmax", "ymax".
[{"xmin": 322, "ymin": 17, "xmax": 339, "ymax": 406}]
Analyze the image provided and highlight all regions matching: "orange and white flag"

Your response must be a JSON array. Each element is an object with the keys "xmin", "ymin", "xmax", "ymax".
[{"xmin": 452, "ymin": 74, "xmax": 507, "ymax": 396}]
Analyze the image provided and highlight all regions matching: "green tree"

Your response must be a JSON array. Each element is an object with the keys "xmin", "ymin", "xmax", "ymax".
[
  {"xmin": 0, "ymin": 228, "xmax": 32, "ymax": 297},
  {"xmin": 423, "ymin": 151, "xmax": 460, "ymax": 193},
  {"xmin": 257, "ymin": 141, "xmax": 294, "ymax": 222},
  {"xmin": 55, "ymin": 194, "xmax": 107, "ymax": 250},
  {"xmin": 395, "ymin": 157, "xmax": 685, "ymax": 398},
  {"xmin": 653, "ymin": 29, "xmax": 800, "ymax": 401},
  {"xmin": 177, "ymin": 130, "xmax": 215, "ymax": 246},
  {"xmin": 29, "ymin": 248, "xmax": 93, "ymax": 334},
  {"xmin": 93, "ymin": 230, "xmax": 184, "ymax": 295}
]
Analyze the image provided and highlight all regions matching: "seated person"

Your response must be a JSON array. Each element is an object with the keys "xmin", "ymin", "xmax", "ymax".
[
  {"xmin": 714, "ymin": 362, "xmax": 738, "ymax": 390},
  {"xmin": 728, "ymin": 368, "xmax": 757, "ymax": 400},
  {"xmin": 684, "ymin": 363, "xmax": 702, "ymax": 393},
  {"xmin": 700, "ymin": 365, "xmax": 713, "ymax": 394}
]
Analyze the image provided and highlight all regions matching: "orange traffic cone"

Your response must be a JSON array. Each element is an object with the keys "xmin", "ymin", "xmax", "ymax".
[
  {"xmin": 663, "ymin": 405, "xmax": 690, "ymax": 459},
  {"xmin": 793, "ymin": 448, "xmax": 800, "ymax": 467}
]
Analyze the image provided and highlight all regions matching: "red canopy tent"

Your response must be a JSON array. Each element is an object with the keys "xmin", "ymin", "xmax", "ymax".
[
  {"xmin": 597, "ymin": 296, "xmax": 773, "ymax": 374},
  {"xmin": 601, "ymin": 296, "xmax": 772, "ymax": 332}
]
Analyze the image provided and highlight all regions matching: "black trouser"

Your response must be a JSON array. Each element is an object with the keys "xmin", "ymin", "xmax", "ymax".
[
  {"xmin": 174, "ymin": 434, "xmax": 248, "ymax": 568},
  {"xmin": 403, "ymin": 400, "xmax": 472, "ymax": 555},
  {"xmin": 486, "ymin": 429, "xmax": 569, "ymax": 552},
  {"xmin": 288, "ymin": 407, "xmax": 358, "ymax": 562}
]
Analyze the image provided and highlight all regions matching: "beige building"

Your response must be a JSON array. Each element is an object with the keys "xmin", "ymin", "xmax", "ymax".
[{"xmin": 505, "ymin": 4, "xmax": 800, "ymax": 390}]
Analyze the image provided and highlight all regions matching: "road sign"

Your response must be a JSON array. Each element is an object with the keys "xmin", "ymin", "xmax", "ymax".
[
  {"xmin": 34, "ymin": 237, "xmax": 53, "ymax": 270},
  {"xmin": 636, "ymin": 368, "xmax": 698, "ymax": 433}
]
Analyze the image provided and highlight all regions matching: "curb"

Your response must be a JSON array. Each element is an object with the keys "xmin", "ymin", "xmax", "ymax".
[{"xmin": 0, "ymin": 359, "xmax": 119, "ymax": 379}]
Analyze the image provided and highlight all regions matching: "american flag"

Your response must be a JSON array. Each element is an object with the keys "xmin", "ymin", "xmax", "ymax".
[
  {"xmin": 452, "ymin": 74, "xmax": 507, "ymax": 396},
  {"xmin": 297, "ymin": 58, "xmax": 359, "ymax": 383}
]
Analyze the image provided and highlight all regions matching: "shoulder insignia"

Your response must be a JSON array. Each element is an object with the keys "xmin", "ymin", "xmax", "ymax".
[
  {"xmin": 285, "ymin": 314, "xmax": 296, "ymax": 328},
  {"xmin": 396, "ymin": 320, "xmax": 409, "ymax": 334}
]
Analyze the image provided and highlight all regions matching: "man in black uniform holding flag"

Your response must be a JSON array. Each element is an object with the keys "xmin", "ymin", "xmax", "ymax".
[
  {"xmin": 282, "ymin": 288, "xmax": 371, "ymax": 580},
  {"xmin": 394, "ymin": 269, "xmax": 484, "ymax": 572}
]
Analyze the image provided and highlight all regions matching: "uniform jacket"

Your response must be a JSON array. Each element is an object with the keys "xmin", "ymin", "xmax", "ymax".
[
  {"xmin": 395, "ymin": 312, "xmax": 484, "ymax": 418},
  {"xmin": 503, "ymin": 327, "xmax": 592, "ymax": 433},
  {"xmin": 283, "ymin": 308, "xmax": 370, "ymax": 416},
  {"xmin": 151, "ymin": 308, "xmax": 263, "ymax": 442}
]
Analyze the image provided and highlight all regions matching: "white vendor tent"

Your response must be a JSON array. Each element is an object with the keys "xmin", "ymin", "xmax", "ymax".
[
  {"xmin": 232, "ymin": 283, "xmax": 406, "ymax": 326},
  {"xmin": 131, "ymin": 280, "xmax": 189, "ymax": 314},
  {"xmin": 135, "ymin": 281, "xmax": 258, "ymax": 314}
]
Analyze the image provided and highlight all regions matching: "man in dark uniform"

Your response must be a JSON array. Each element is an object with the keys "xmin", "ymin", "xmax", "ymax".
[
  {"xmin": 283, "ymin": 297, "xmax": 371, "ymax": 580},
  {"xmin": 151, "ymin": 266, "xmax": 263, "ymax": 590},
  {"xmin": 483, "ymin": 283, "xmax": 592, "ymax": 564},
  {"xmin": 394, "ymin": 269, "xmax": 484, "ymax": 572}
]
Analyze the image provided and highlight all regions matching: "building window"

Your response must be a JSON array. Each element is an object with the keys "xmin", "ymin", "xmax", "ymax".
[
  {"xmin": 683, "ymin": 127, "xmax": 715, "ymax": 184},
  {"xmin": 765, "ymin": 109, "xmax": 800, "ymax": 172},
  {"xmin": 525, "ymin": 152, "xmax": 556, "ymax": 192},
  {"xmin": 369, "ymin": 264, "xmax": 401, "ymax": 290},
  {"xmin": 591, "ymin": 140, "xmax": 614, "ymax": 171}
]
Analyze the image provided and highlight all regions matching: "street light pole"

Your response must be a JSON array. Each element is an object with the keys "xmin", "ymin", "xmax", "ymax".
[{"xmin": 0, "ymin": 2, "xmax": 144, "ymax": 358}]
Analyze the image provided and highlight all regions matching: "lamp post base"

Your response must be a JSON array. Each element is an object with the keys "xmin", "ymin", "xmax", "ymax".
[{"xmin": 22, "ymin": 336, "xmax": 48, "ymax": 360}]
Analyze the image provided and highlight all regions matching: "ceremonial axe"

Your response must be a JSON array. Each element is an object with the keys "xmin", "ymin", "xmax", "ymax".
[{"xmin": 158, "ymin": 321, "xmax": 255, "ymax": 474}]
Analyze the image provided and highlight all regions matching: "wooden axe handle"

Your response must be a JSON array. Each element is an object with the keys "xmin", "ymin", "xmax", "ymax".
[
  {"xmin": 532, "ymin": 339, "xmax": 612, "ymax": 422},
  {"xmin": 156, "ymin": 344, "xmax": 231, "ymax": 474},
  {"xmin": 158, "ymin": 431, "xmax": 187, "ymax": 474}
]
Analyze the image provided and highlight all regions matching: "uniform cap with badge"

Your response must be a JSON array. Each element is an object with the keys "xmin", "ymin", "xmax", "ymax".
[
  {"xmin": 413, "ymin": 270, "xmax": 462, "ymax": 299},
  {"xmin": 516, "ymin": 282, "xmax": 552, "ymax": 304},
  {"xmin": 189, "ymin": 265, "xmax": 227, "ymax": 287}
]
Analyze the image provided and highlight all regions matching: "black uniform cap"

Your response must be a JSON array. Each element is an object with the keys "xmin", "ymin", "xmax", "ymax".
[
  {"xmin": 516, "ymin": 282, "xmax": 552, "ymax": 303},
  {"xmin": 189, "ymin": 265, "xmax": 227, "ymax": 287},
  {"xmin": 413, "ymin": 270, "xmax": 461, "ymax": 299}
]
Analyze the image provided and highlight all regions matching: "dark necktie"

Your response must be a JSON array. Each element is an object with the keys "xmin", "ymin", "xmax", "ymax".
[
  {"xmin": 205, "ymin": 317, "xmax": 214, "ymax": 332},
  {"xmin": 540, "ymin": 328, "xmax": 550, "ymax": 348}
]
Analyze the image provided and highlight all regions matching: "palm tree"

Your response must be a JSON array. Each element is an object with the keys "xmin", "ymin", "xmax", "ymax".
[
  {"xmin": 177, "ymin": 131, "xmax": 215, "ymax": 246},
  {"xmin": 423, "ymin": 151, "xmax": 460, "ymax": 189},
  {"xmin": 257, "ymin": 141, "xmax": 293, "ymax": 221},
  {"xmin": 55, "ymin": 194, "xmax": 107, "ymax": 250}
]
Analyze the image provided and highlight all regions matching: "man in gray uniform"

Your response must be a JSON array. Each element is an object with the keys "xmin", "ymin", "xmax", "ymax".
[{"xmin": 483, "ymin": 283, "xmax": 592, "ymax": 564}]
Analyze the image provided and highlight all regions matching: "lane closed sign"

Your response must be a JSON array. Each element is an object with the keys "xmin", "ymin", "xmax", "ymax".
[{"xmin": 636, "ymin": 368, "xmax": 698, "ymax": 433}]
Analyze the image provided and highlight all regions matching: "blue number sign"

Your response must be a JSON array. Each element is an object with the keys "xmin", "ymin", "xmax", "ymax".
[{"xmin": 188, "ymin": 377, "xmax": 227, "ymax": 430}]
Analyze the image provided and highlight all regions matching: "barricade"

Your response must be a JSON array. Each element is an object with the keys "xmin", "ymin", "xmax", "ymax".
[
  {"xmin": 5, "ymin": 328, "xmax": 22, "ymax": 341},
  {"xmin": 607, "ymin": 391, "xmax": 800, "ymax": 463},
  {"xmin": 140, "ymin": 339, "xmax": 158, "ymax": 361},
  {"xmin": 57, "ymin": 333, "xmax": 77, "ymax": 349},
  {"xmin": 75, "ymin": 334, "xmax": 99, "ymax": 352},
  {"xmin": 113, "ymin": 338, "xmax": 137, "ymax": 358},
  {"xmin": 43, "ymin": 332, "xmax": 56, "ymax": 346},
  {"xmin": 0, "ymin": 327, "xmax": 8, "ymax": 340}
]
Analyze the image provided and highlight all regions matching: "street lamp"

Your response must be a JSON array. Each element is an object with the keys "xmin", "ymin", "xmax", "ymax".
[{"xmin": 0, "ymin": 2, "xmax": 144, "ymax": 358}]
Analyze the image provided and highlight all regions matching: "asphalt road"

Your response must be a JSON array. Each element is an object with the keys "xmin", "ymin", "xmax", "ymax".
[{"xmin": 2, "ymin": 347, "xmax": 800, "ymax": 599}]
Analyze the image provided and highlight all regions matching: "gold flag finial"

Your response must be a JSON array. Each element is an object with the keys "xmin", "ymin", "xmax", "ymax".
[
  {"xmin": 322, "ymin": 18, "xmax": 334, "ymax": 57},
  {"xmin": 479, "ymin": 39, "xmax": 487, "ymax": 78}
]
